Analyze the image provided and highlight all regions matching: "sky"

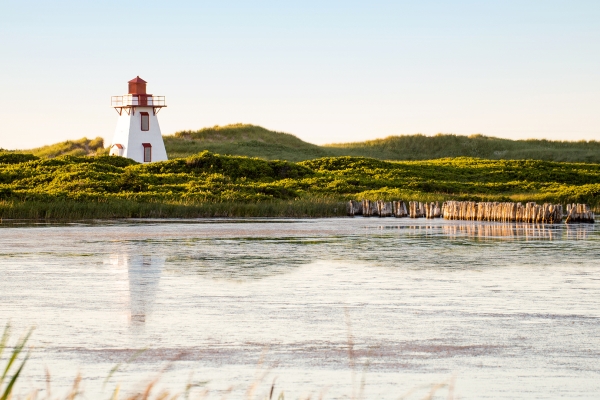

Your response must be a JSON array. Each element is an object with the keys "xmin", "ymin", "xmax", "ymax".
[{"xmin": 0, "ymin": 0, "xmax": 599, "ymax": 149}]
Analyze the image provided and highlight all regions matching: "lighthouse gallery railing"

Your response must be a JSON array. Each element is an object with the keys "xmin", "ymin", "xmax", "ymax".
[{"xmin": 111, "ymin": 95, "xmax": 166, "ymax": 107}]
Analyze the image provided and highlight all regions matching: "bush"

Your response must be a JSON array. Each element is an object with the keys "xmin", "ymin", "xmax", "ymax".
[
  {"xmin": 0, "ymin": 153, "xmax": 38, "ymax": 164},
  {"xmin": 0, "ymin": 151, "xmax": 599, "ymax": 219}
]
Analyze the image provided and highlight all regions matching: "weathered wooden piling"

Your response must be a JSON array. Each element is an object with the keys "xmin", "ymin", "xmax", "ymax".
[
  {"xmin": 377, "ymin": 200, "xmax": 393, "ymax": 217},
  {"xmin": 442, "ymin": 201, "xmax": 568, "ymax": 223},
  {"xmin": 346, "ymin": 200, "xmax": 363, "ymax": 216},
  {"xmin": 424, "ymin": 202, "xmax": 441, "ymax": 219},
  {"xmin": 393, "ymin": 201, "xmax": 408, "ymax": 217},
  {"xmin": 348, "ymin": 199, "xmax": 409, "ymax": 217},
  {"xmin": 408, "ymin": 201, "xmax": 426, "ymax": 218},
  {"xmin": 565, "ymin": 203, "xmax": 595, "ymax": 223},
  {"xmin": 362, "ymin": 199, "xmax": 379, "ymax": 217}
]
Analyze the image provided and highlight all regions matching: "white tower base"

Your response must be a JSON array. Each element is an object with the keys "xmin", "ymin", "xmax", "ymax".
[{"xmin": 109, "ymin": 107, "xmax": 168, "ymax": 163}]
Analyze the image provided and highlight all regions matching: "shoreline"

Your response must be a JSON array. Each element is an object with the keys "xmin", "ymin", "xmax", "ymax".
[
  {"xmin": 0, "ymin": 199, "xmax": 597, "ymax": 222},
  {"xmin": 0, "ymin": 199, "xmax": 348, "ymax": 220}
]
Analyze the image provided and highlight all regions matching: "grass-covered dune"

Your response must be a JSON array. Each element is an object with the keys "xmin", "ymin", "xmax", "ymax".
[
  {"xmin": 21, "ymin": 137, "xmax": 107, "ymax": 158},
  {"xmin": 165, "ymin": 124, "xmax": 333, "ymax": 161},
  {"xmin": 12, "ymin": 124, "xmax": 600, "ymax": 163},
  {"xmin": 166, "ymin": 124, "xmax": 600, "ymax": 163},
  {"xmin": 326, "ymin": 133, "xmax": 600, "ymax": 163},
  {"xmin": 1, "ymin": 151, "xmax": 598, "ymax": 219}
]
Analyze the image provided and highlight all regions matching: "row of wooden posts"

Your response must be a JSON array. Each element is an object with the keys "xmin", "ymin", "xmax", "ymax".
[
  {"xmin": 443, "ymin": 201, "xmax": 564, "ymax": 223},
  {"xmin": 346, "ymin": 200, "xmax": 595, "ymax": 223}
]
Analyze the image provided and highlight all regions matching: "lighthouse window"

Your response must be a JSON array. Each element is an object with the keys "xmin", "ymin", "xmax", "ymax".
[
  {"xmin": 142, "ymin": 143, "xmax": 152, "ymax": 162},
  {"xmin": 140, "ymin": 112, "xmax": 150, "ymax": 131}
]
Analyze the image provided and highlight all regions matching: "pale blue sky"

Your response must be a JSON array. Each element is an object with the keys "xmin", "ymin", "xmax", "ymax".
[{"xmin": 1, "ymin": 0, "xmax": 599, "ymax": 149}]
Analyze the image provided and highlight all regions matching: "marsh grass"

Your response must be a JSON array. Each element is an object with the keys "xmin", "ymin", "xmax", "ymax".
[{"xmin": 0, "ymin": 198, "xmax": 347, "ymax": 220}]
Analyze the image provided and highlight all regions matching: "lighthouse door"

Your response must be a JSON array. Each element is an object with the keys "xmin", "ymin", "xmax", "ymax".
[{"xmin": 142, "ymin": 143, "xmax": 152, "ymax": 162}]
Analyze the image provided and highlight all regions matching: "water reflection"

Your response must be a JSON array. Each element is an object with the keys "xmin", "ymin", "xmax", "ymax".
[
  {"xmin": 107, "ymin": 254, "xmax": 164, "ymax": 324},
  {"xmin": 96, "ymin": 222, "xmax": 598, "ymax": 293},
  {"xmin": 370, "ymin": 221, "xmax": 595, "ymax": 240},
  {"xmin": 166, "ymin": 238, "xmax": 315, "ymax": 280},
  {"xmin": 441, "ymin": 222, "xmax": 595, "ymax": 240},
  {"xmin": 442, "ymin": 223, "xmax": 559, "ymax": 240}
]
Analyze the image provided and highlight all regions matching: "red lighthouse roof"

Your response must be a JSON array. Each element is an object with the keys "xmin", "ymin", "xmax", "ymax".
[
  {"xmin": 111, "ymin": 76, "xmax": 165, "ymax": 111},
  {"xmin": 128, "ymin": 76, "xmax": 147, "ymax": 95}
]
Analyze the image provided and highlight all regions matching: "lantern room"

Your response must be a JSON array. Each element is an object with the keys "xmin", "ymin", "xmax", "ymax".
[
  {"xmin": 111, "ymin": 76, "xmax": 166, "ymax": 116},
  {"xmin": 128, "ymin": 76, "xmax": 147, "ymax": 94}
]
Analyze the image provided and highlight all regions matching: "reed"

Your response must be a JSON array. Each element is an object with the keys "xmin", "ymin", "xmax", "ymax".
[{"xmin": 0, "ymin": 198, "xmax": 347, "ymax": 220}]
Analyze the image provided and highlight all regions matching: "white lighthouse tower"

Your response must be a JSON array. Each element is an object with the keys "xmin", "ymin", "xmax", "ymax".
[{"xmin": 109, "ymin": 76, "xmax": 168, "ymax": 163}]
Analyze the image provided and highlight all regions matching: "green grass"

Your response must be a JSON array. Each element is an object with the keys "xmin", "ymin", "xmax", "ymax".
[
  {"xmin": 0, "ymin": 150, "xmax": 598, "ymax": 220},
  {"xmin": 164, "ymin": 124, "xmax": 333, "ymax": 161},
  {"xmin": 326, "ymin": 133, "xmax": 600, "ymax": 163},
  {"xmin": 163, "ymin": 124, "xmax": 600, "ymax": 163},
  {"xmin": 13, "ymin": 137, "xmax": 108, "ymax": 158}
]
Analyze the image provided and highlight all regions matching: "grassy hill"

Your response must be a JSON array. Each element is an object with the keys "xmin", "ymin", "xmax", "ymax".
[
  {"xmin": 326, "ymin": 134, "xmax": 600, "ymax": 162},
  {"xmin": 11, "ymin": 124, "xmax": 600, "ymax": 163},
  {"xmin": 164, "ymin": 124, "xmax": 333, "ymax": 161},
  {"xmin": 16, "ymin": 137, "xmax": 107, "ymax": 158},
  {"xmin": 166, "ymin": 125, "xmax": 600, "ymax": 163}
]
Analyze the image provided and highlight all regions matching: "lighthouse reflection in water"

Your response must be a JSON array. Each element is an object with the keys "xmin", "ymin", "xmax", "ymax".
[{"xmin": 107, "ymin": 254, "xmax": 164, "ymax": 325}]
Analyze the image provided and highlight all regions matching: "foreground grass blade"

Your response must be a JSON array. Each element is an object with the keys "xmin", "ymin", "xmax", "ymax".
[
  {"xmin": 0, "ymin": 325, "xmax": 9, "ymax": 361},
  {"xmin": 0, "ymin": 326, "xmax": 33, "ymax": 400},
  {"xmin": 0, "ymin": 351, "xmax": 30, "ymax": 400}
]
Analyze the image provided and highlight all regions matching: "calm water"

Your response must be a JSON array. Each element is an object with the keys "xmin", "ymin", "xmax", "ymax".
[{"xmin": 1, "ymin": 218, "xmax": 599, "ymax": 399}]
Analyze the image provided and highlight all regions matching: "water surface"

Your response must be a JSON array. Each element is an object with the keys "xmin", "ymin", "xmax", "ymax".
[{"xmin": 1, "ymin": 218, "xmax": 599, "ymax": 399}]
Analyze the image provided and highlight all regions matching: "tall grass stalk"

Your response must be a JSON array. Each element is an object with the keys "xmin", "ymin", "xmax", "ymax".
[
  {"xmin": 0, "ymin": 199, "xmax": 347, "ymax": 220},
  {"xmin": 0, "ymin": 325, "xmax": 32, "ymax": 400}
]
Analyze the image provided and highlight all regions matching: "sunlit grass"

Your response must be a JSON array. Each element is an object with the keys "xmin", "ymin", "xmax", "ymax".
[
  {"xmin": 17, "ymin": 137, "xmax": 107, "ymax": 158},
  {"xmin": 0, "ymin": 149, "xmax": 598, "ymax": 220}
]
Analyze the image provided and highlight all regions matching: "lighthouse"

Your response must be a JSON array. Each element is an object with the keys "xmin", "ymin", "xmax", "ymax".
[{"xmin": 109, "ymin": 77, "xmax": 168, "ymax": 163}]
